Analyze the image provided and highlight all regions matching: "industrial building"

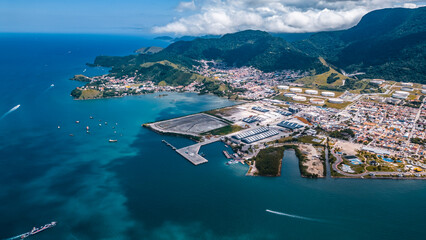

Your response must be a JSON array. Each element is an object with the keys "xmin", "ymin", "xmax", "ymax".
[
  {"xmin": 370, "ymin": 79, "xmax": 385, "ymax": 85},
  {"xmin": 233, "ymin": 127, "xmax": 269, "ymax": 140},
  {"xmin": 322, "ymin": 91, "xmax": 335, "ymax": 97},
  {"xmin": 277, "ymin": 85, "xmax": 289, "ymax": 90},
  {"xmin": 310, "ymin": 98, "xmax": 325, "ymax": 105},
  {"xmin": 292, "ymin": 95, "xmax": 307, "ymax": 101},
  {"xmin": 277, "ymin": 121, "xmax": 304, "ymax": 129},
  {"xmin": 289, "ymin": 107, "xmax": 299, "ymax": 113},
  {"xmin": 241, "ymin": 129, "xmax": 280, "ymax": 143},
  {"xmin": 392, "ymin": 91, "xmax": 410, "ymax": 99},
  {"xmin": 252, "ymin": 106, "xmax": 269, "ymax": 112},
  {"xmin": 242, "ymin": 116, "xmax": 262, "ymax": 123},
  {"xmin": 275, "ymin": 110, "xmax": 292, "ymax": 116},
  {"xmin": 328, "ymin": 98, "xmax": 344, "ymax": 104},
  {"xmin": 305, "ymin": 89, "xmax": 318, "ymax": 95},
  {"xmin": 290, "ymin": 87, "xmax": 303, "ymax": 93},
  {"xmin": 401, "ymin": 87, "xmax": 413, "ymax": 92}
]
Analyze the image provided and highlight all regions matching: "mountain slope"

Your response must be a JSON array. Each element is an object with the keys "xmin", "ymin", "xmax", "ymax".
[
  {"xmin": 93, "ymin": 30, "xmax": 329, "ymax": 77},
  {"xmin": 294, "ymin": 7, "xmax": 426, "ymax": 83},
  {"xmin": 154, "ymin": 30, "xmax": 328, "ymax": 73}
]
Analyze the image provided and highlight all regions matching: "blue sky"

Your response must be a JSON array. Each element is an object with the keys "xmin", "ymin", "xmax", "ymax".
[
  {"xmin": 0, "ymin": 0, "xmax": 182, "ymax": 34},
  {"xmin": 1, "ymin": 0, "xmax": 425, "ymax": 35}
]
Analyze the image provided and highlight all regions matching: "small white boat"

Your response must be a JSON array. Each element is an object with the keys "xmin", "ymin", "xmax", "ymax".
[{"xmin": 109, "ymin": 139, "xmax": 118, "ymax": 143}]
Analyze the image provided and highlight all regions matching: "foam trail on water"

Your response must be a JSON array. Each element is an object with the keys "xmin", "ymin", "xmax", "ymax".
[
  {"xmin": 266, "ymin": 209, "xmax": 329, "ymax": 223},
  {"xmin": 0, "ymin": 105, "xmax": 20, "ymax": 120},
  {"xmin": 3, "ymin": 234, "xmax": 24, "ymax": 240},
  {"xmin": 43, "ymin": 84, "xmax": 55, "ymax": 93}
]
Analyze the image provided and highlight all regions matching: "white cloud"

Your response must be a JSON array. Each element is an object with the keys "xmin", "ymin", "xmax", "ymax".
[
  {"xmin": 403, "ymin": 3, "xmax": 417, "ymax": 8},
  {"xmin": 153, "ymin": 0, "xmax": 425, "ymax": 35},
  {"xmin": 176, "ymin": 0, "xmax": 197, "ymax": 12}
]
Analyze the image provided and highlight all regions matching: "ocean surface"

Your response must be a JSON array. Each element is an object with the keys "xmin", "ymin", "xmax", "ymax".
[{"xmin": 0, "ymin": 33, "xmax": 425, "ymax": 240}]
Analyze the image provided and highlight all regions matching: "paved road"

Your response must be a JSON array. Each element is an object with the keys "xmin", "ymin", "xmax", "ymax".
[
  {"xmin": 407, "ymin": 97, "xmax": 425, "ymax": 142},
  {"xmin": 325, "ymin": 146, "xmax": 331, "ymax": 178},
  {"xmin": 331, "ymin": 150, "xmax": 366, "ymax": 177}
]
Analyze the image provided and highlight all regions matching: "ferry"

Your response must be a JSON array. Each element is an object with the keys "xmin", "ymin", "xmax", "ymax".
[
  {"xmin": 29, "ymin": 221, "xmax": 56, "ymax": 234},
  {"xmin": 109, "ymin": 139, "xmax": 118, "ymax": 143},
  {"xmin": 5, "ymin": 221, "xmax": 57, "ymax": 239}
]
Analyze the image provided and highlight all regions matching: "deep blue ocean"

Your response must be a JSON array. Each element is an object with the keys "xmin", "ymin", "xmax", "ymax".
[{"xmin": 0, "ymin": 33, "xmax": 425, "ymax": 240}]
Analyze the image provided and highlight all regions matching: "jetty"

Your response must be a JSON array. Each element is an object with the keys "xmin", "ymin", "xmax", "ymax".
[
  {"xmin": 162, "ymin": 137, "xmax": 221, "ymax": 165},
  {"xmin": 223, "ymin": 150, "xmax": 232, "ymax": 159},
  {"xmin": 162, "ymin": 140, "xmax": 177, "ymax": 150}
]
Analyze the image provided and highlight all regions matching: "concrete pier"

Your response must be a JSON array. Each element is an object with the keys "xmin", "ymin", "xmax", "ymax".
[
  {"xmin": 163, "ymin": 137, "xmax": 221, "ymax": 165},
  {"xmin": 176, "ymin": 145, "xmax": 208, "ymax": 165}
]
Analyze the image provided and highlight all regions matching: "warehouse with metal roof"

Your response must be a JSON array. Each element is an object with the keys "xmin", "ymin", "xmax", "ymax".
[
  {"xmin": 233, "ymin": 127, "xmax": 269, "ymax": 140},
  {"xmin": 275, "ymin": 110, "xmax": 292, "ymax": 116},
  {"xmin": 242, "ymin": 116, "xmax": 262, "ymax": 123},
  {"xmin": 277, "ymin": 121, "xmax": 303, "ymax": 129},
  {"xmin": 252, "ymin": 106, "xmax": 269, "ymax": 112},
  {"xmin": 241, "ymin": 129, "xmax": 280, "ymax": 143}
]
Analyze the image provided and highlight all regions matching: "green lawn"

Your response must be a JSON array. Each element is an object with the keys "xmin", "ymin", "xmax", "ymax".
[
  {"xmin": 298, "ymin": 136, "xmax": 324, "ymax": 145},
  {"xmin": 323, "ymin": 101, "xmax": 351, "ymax": 109},
  {"xmin": 203, "ymin": 124, "xmax": 242, "ymax": 136},
  {"xmin": 79, "ymin": 89, "xmax": 102, "ymax": 99},
  {"xmin": 342, "ymin": 159, "xmax": 366, "ymax": 174}
]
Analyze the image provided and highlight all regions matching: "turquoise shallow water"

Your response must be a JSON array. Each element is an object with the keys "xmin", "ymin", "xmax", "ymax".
[{"xmin": 0, "ymin": 34, "xmax": 425, "ymax": 240}]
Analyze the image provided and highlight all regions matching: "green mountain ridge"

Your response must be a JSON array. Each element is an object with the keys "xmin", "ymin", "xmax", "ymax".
[
  {"xmin": 294, "ymin": 6, "xmax": 426, "ymax": 83},
  {"xmin": 92, "ymin": 30, "xmax": 329, "ymax": 80},
  {"xmin": 92, "ymin": 7, "xmax": 426, "ymax": 84}
]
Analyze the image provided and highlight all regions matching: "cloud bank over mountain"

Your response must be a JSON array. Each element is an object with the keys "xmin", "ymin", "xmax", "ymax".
[{"xmin": 153, "ymin": 0, "xmax": 424, "ymax": 35}]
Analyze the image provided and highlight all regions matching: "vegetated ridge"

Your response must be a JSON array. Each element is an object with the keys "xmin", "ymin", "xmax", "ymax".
[{"xmin": 293, "ymin": 7, "xmax": 426, "ymax": 83}]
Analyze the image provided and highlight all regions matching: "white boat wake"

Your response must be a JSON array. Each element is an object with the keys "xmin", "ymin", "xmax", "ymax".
[
  {"xmin": 266, "ymin": 209, "xmax": 328, "ymax": 223},
  {"xmin": 43, "ymin": 84, "xmax": 55, "ymax": 93},
  {"xmin": 4, "ymin": 234, "xmax": 24, "ymax": 240},
  {"xmin": 0, "ymin": 104, "xmax": 20, "ymax": 120}
]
